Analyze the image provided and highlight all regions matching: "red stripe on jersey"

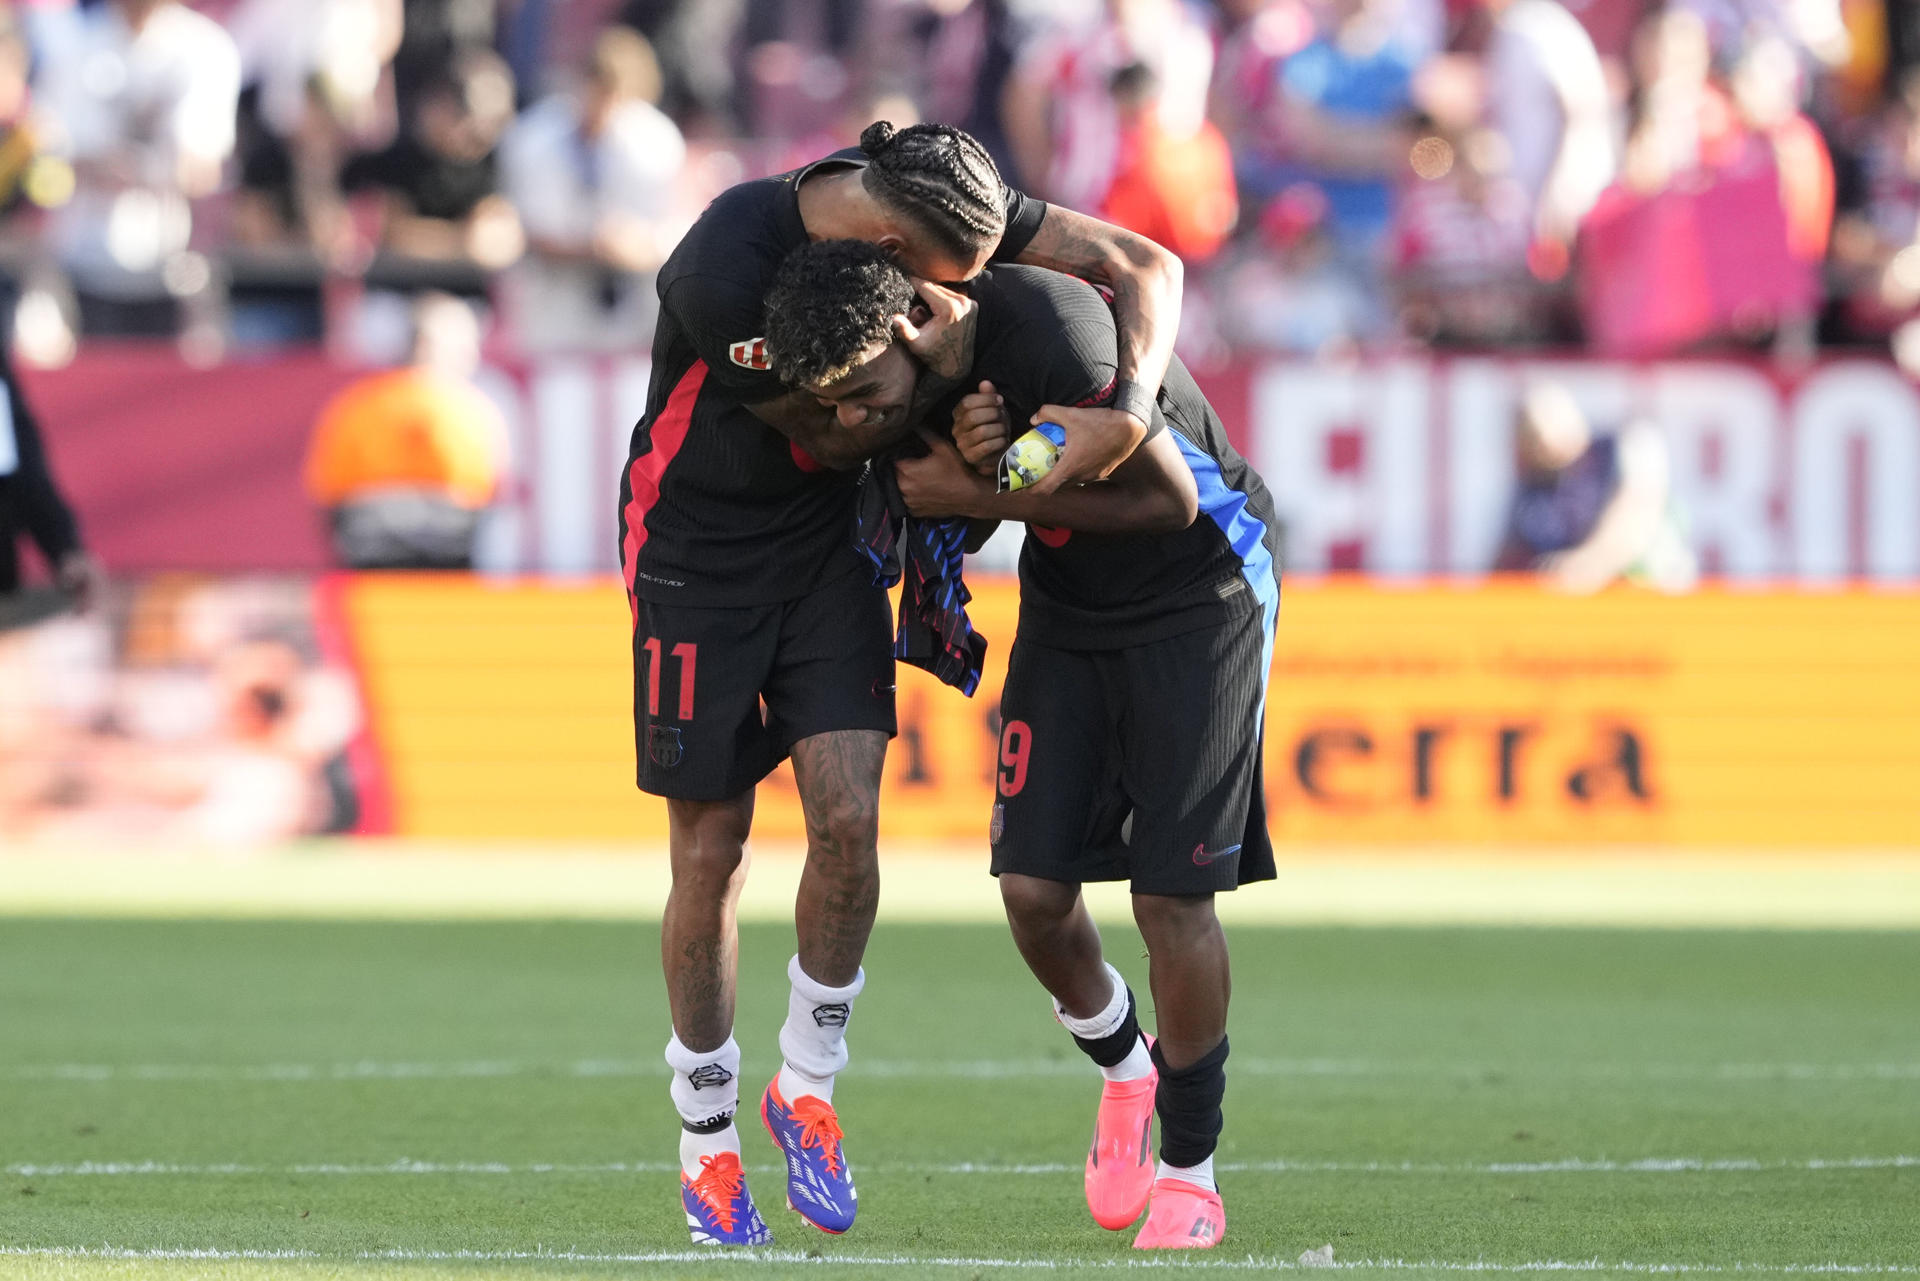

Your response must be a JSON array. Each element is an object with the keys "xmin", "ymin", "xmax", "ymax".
[{"xmin": 622, "ymin": 360, "xmax": 708, "ymax": 622}]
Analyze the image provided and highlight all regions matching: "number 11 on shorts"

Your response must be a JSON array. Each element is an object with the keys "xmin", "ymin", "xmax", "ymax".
[{"xmin": 642, "ymin": 638, "xmax": 698, "ymax": 720}]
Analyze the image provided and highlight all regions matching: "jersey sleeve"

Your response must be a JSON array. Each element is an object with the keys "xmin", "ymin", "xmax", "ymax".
[
  {"xmin": 992, "ymin": 185, "xmax": 1049, "ymax": 263},
  {"xmin": 659, "ymin": 273, "xmax": 787, "ymax": 405}
]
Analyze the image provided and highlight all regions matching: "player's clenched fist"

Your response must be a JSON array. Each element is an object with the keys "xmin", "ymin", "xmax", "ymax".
[
  {"xmin": 951, "ymin": 380, "xmax": 1009, "ymax": 476},
  {"xmin": 894, "ymin": 428, "xmax": 989, "ymax": 519}
]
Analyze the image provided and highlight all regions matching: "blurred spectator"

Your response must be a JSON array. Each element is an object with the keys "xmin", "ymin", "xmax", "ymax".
[
  {"xmin": 1832, "ymin": 70, "xmax": 1920, "ymax": 340},
  {"xmin": 1001, "ymin": 0, "xmax": 1215, "ymax": 207},
  {"xmin": 37, "ymin": 0, "xmax": 241, "ymax": 340},
  {"xmin": 1212, "ymin": 182, "xmax": 1381, "ymax": 352},
  {"xmin": 0, "ymin": 9, "xmax": 70, "ymax": 251},
  {"xmin": 619, "ymin": 0, "xmax": 745, "ymax": 131},
  {"xmin": 1099, "ymin": 62, "xmax": 1238, "ymax": 261},
  {"xmin": 343, "ymin": 46, "xmax": 523, "ymax": 287},
  {"xmin": 1619, "ymin": 8, "xmax": 1739, "ymax": 196},
  {"xmin": 1209, "ymin": 0, "xmax": 1314, "ymax": 194},
  {"xmin": 1580, "ymin": 11, "xmax": 1822, "ymax": 356},
  {"xmin": 1393, "ymin": 127, "xmax": 1549, "ymax": 344},
  {"xmin": 1259, "ymin": 0, "xmax": 1422, "ymax": 257},
  {"xmin": 498, "ymin": 26, "xmax": 687, "ymax": 353},
  {"xmin": 738, "ymin": 0, "xmax": 863, "ymax": 144},
  {"xmin": 392, "ymin": 0, "xmax": 497, "ymax": 117},
  {"xmin": 1481, "ymin": 0, "xmax": 1616, "ymax": 248},
  {"xmin": 303, "ymin": 292, "xmax": 507, "ymax": 570},
  {"xmin": 1495, "ymin": 383, "xmax": 1697, "ymax": 594},
  {"xmin": 0, "ymin": 328, "xmax": 101, "ymax": 610},
  {"xmin": 1732, "ymin": 30, "xmax": 1834, "ymax": 356},
  {"xmin": 226, "ymin": 0, "xmax": 403, "ymax": 258},
  {"xmin": 1672, "ymin": 0, "xmax": 1850, "ymax": 66},
  {"xmin": 861, "ymin": 0, "xmax": 1023, "ymax": 177}
]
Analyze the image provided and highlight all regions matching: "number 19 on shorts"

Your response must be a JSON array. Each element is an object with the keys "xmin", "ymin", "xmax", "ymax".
[{"xmin": 998, "ymin": 719, "xmax": 1031, "ymax": 797}]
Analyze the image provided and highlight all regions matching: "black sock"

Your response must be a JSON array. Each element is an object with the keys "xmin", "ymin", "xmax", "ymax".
[
  {"xmin": 1069, "ymin": 986, "xmax": 1144, "ymax": 1069},
  {"xmin": 1153, "ymin": 1035, "xmax": 1228, "ymax": 1168}
]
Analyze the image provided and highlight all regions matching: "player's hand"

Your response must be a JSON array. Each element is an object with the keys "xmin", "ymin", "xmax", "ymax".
[
  {"xmin": 894, "ymin": 428, "xmax": 990, "ymax": 519},
  {"xmin": 951, "ymin": 381, "xmax": 1010, "ymax": 476},
  {"xmin": 893, "ymin": 278, "xmax": 977, "ymax": 383},
  {"xmin": 1025, "ymin": 404, "xmax": 1148, "ymax": 495}
]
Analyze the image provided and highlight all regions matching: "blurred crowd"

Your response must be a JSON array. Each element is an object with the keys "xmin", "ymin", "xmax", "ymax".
[{"xmin": 0, "ymin": 0, "xmax": 1916, "ymax": 368}]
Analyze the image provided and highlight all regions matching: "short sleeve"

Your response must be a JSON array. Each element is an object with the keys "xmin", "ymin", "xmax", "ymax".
[
  {"xmin": 993, "ymin": 185, "xmax": 1049, "ymax": 263},
  {"xmin": 660, "ymin": 274, "xmax": 788, "ymax": 405}
]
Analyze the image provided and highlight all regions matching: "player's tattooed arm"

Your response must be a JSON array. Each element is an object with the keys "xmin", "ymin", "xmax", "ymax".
[
  {"xmin": 1012, "ymin": 207, "xmax": 1182, "ymax": 492},
  {"xmin": 894, "ymin": 427, "xmax": 1196, "ymax": 534}
]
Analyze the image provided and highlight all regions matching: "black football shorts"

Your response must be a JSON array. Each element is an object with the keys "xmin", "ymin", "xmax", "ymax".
[
  {"xmin": 989, "ymin": 605, "xmax": 1276, "ymax": 896},
  {"xmin": 632, "ymin": 568, "xmax": 897, "ymax": 800}
]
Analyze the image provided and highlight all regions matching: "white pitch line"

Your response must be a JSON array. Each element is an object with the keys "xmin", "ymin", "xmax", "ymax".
[
  {"xmin": 2, "ymin": 1246, "xmax": 1919, "ymax": 1274},
  {"xmin": 7, "ymin": 1156, "xmax": 1916, "ymax": 1179},
  {"xmin": 9, "ymin": 1059, "xmax": 1920, "ymax": 1083}
]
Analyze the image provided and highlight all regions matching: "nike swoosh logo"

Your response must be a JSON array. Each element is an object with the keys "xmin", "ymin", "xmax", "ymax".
[{"xmin": 1191, "ymin": 843, "xmax": 1242, "ymax": 867}]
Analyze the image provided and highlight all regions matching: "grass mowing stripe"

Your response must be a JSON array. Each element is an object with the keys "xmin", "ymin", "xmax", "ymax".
[
  {"xmin": 4, "ymin": 1248, "xmax": 1919, "ymax": 1274},
  {"xmin": 11, "ymin": 1059, "xmax": 1920, "ymax": 1082},
  {"xmin": 9, "ymin": 1157, "xmax": 1918, "ymax": 1177}
]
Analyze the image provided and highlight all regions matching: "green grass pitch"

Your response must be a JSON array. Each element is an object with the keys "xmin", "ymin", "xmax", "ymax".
[{"xmin": 2, "ymin": 918, "xmax": 1917, "ymax": 1279}]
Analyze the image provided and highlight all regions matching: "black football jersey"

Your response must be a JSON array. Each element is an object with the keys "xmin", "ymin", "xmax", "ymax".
[
  {"xmin": 618, "ymin": 149, "xmax": 1047, "ymax": 609},
  {"xmin": 961, "ymin": 266, "xmax": 1282, "ymax": 649}
]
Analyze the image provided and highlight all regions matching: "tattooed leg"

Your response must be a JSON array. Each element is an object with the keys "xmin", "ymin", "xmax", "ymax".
[
  {"xmin": 790, "ymin": 730, "xmax": 887, "ymax": 986},
  {"xmin": 662, "ymin": 792, "xmax": 756, "ymax": 1053}
]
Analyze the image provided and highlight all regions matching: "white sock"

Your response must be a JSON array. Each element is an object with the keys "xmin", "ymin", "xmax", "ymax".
[
  {"xmin": 1105, "ymin": 1036, "xmax": 1154, "ymax": 1082},
  {"xmin": 777, "ymin": 955, "xmax": 864, "ymax": 1105},
  {"xmin": 1157, "ymin": 1155, "xmax": 1216, "ymax": 1191},
  {"xmin": 679, "ymin": 1121, "xmax": 741, "ymax": 1178},
  {"xmin": 1053, "ymin": 962, "xmax": 1152, "ymax": 1082},
  {"xmin": 664, "ymin": 1033, "xmax": 742, "ymax": 1177}
]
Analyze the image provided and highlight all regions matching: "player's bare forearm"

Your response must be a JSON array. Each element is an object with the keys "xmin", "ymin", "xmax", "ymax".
[
  {"xmin": 1013, "ymin": 208, "xmax": 1180, "ymax": 488},
  {"xmin": 896, "ymin": 431, "xmax": 1195, "ymax": 534},
  {"xmin": 1014, "ymin": 206, "xmax": 1183, "ymax": 396}
]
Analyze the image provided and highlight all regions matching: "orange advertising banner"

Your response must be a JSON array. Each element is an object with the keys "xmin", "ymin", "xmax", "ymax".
[{"xmin": 338, "ymin": 576, "xmax": 1920, "ymax": 848}]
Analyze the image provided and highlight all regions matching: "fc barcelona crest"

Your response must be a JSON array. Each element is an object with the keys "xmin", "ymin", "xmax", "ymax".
[{"xmin": 648, "ymin": 725, "xmax": 685, "ymax": 769}]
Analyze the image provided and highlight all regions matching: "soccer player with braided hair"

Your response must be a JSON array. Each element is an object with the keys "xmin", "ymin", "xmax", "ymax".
[{"xmin": 618, "ymin": 120, "xmax": 1183, "ymax": 1247}]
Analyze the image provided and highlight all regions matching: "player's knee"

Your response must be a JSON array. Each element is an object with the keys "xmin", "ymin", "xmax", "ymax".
[
  {"xmin": 808, "ymin": 792, "xmax": 879, "ymax": 861},
  {"xmin": 999, "ymin": 873, "xmax": 1079, "ymax": 932},
  {"xmin": 1131, "ymin": 891, "xmax": 1219, "ymax": 947},
  {"xmin": 668, "ymin": 800, "xmax": 752, "ymax": 890}
]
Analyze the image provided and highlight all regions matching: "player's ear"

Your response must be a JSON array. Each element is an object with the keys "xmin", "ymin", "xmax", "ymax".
[{"xmin": 874, "ymin": 233, "xmax": 908, "ymax": 261}]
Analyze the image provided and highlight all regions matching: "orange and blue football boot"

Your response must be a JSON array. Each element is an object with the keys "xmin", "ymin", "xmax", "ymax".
[
  {"xmin": 1132, "ymin": 1178, "xmax": 1225, "ymax": 1250},
  {"xmin": 680, "ymin": 1151, "xmax": 771, "ymax": 1246},
  {"xmin": 1085, "ymin": 1037, "xmax": 1158, "ymax": 1229},
  {"xmin": 761, "ymin": 1076, "xmax": 856, "ymax": 1233}
]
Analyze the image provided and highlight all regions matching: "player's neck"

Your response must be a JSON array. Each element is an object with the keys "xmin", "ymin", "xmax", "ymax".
[{"xmin": 797, "ymin": 168, "xmax": 888, "ymax": 244}]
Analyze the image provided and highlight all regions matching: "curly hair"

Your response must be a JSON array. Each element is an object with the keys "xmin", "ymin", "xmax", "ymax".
[
  {"xmin": 764, "ymin": 240, "xmax": 916, "ymax": 388},
  {"xmin": 858, "ymin": 120, "xmax": 1007, "ymax": 263}
]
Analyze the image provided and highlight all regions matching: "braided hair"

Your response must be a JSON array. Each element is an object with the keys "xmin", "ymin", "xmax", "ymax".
[
  {"xmin": 858, "ymin": 121, "xmax": 1007, "ymax": 264},
  {"xmin": 764, "ymin": 240, "xmax": 916, "ymax": 389}
]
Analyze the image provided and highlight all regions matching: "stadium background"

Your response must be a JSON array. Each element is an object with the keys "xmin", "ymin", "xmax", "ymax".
[{"xmin": 2, "ymin": 1, "xmax": 1917, "ymax": 1277}]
